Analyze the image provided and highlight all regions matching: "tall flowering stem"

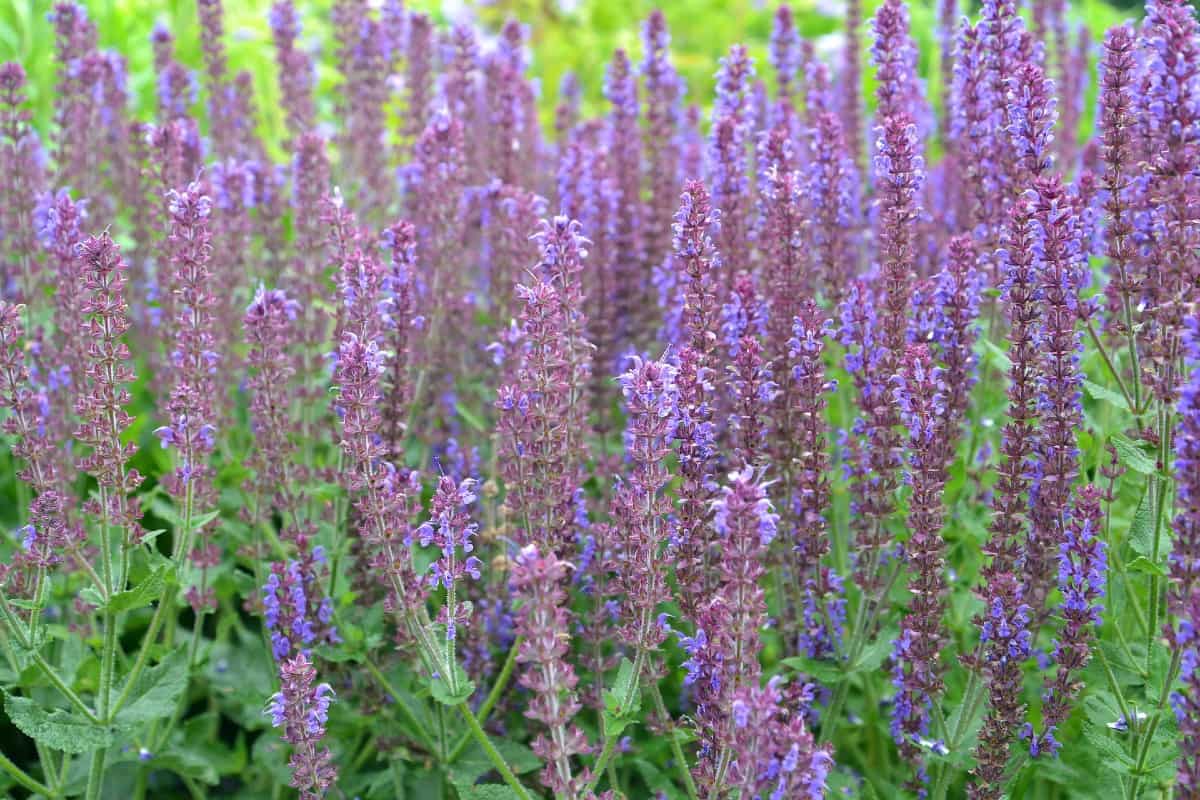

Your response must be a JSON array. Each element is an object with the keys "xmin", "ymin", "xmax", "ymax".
[
  {"xmin": 74, "ymin": 233, "xmax": 142, "ymax": 799},
  {"xmin": 511, "ymin": 546, "xmax": 591, "ymax": 798},
  {"xmin": 709, "ymin": 45, "xmax": 754, "ymax": 285},
  {"xmin": 1026, "ymin": 176, "xmax": 1086, "ymax": 625},
  {"xmin": 1171, "ymin": 319, "xmax": 1200, "ymax": 791},
  {"xmin": 265, "ymin": 653, "xmax": 337, "ymax": 798},
  {"xmin": 0, "ymin": 63, "xmax": 45, "ymax": 301},
  {"xmin": 692, "ymin": 467, "xmax": 780, "ymax": 793},
  {"xmin": 155, "ymin": 183, "xmax": 219, "ymax": 616},
  {"xmin": 641, "ymin": 10, "xmax": 683, "ymax": 275},
  {"xmin": 889, "ymin": 345, "xmax": 951, "ymax": 769},
  {"xmin": 1024, "ymin": 486, "xmax": 1106, "ymax": 758},
  {"xmin": 613, "ymin": 354, "xmax": 677, "ymax": 694},
  {"xmin": 787, "ymin": 303, "xmax": 842, "ymax": 660},
  {"xmin": 671, "ymin": 182, "xmax": 722, "ymax": 622},
  {"xmin": 970, "ymin": 198, "xmax": 1042, "ymax": 795},
  {"xmin": 728, "ymin": 678, "xmax": 833, "ymax": 800}
]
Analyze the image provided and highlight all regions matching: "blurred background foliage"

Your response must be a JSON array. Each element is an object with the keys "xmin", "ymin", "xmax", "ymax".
[{"xmin": 0, "ymin": 0, "xmax": 1137, "ymax": 158}]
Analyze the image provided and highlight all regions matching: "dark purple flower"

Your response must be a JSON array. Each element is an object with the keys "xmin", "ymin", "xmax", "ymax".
[{"xmin": 265, "ymin": 653, "xmax": 337, "ymax": 798}]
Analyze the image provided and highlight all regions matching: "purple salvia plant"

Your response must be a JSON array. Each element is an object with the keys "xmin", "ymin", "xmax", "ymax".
[
  {"xmin": 1140, "ymin": 0, "xmax": 1200, "ymax": 406},
  {"xmin": 405, "ymin": 14, "xmax": 434, "ymax": 154},
  {"xmin": 930, "ymin": 236, "xmax": 983, "ymax": 432},
  {"xmin": 969, "ymin": 197, "xmax": 1042, "ymax": 796},
  {"xmin": 0, "ymin": 63, "xmax": 45, "ymax": 301},
  {"xmin": 155, "ymin": 183, "xmax": 220, "ymax": 613},
  {"xmin": 511, "ymin": 545, "xmax": 593, "ymax": 798},
  {"xmin": 722, "ymin": 271, "xmax": 775, "ymax": 468},
  {"xmin": 612, "ymin": 354, "xmax": 677, "ymax": 680},
  {"xmin": 1026, "ymin": 175, "xmax": 1086, "ymax": 624},
  {"xmin": 937, "ymin": 0, "xmax": 957, "ymax": 141},
  {"xmin": 670, "ymin": 182, "xmax": 722, "ymax": 621},
  {"xmin": 871, "ymin": 0, "xmax": 925, "ymax": 128},
  {"xmin": 728, "ymin": 678, "xmax": 833, "ymax": 800},
  {"xmin": 787, "ymin": 302, "xmax": 843, "ymax": 660},
  {"xmin": 1023, "ymin": 485, "xmax": 1106, "ymax": 758},
  {"xmin": 641, "ymin": 10, "xmax": 683, "ymax": 275},
  {"xmin": 603, "ymin": 48, "xmax": 646, "ymax": 344},
  {"xmin": 485, "ymin": 20, "xmax": 530, "ymax": 185},
  {"xmin": 262, "ymin": 552, "xmax": 336, "ymax": 661},
  {"xmin": 889, "ymin": 344, "xmax": 951, "ymax": 768},
  {"xmin": 0, "ymin": 301, "xmax": 72, "ymax": 597},
  {"xmin": 757, "ymin": 124, "xmax": 806, "ymax": 356},
  {"xmin": 49, "ymin": 3, "xmax": 101, "ymax": 198},
  {"xmin": 150, "ymin": 23, "xmax": 195, "ymax": 124},
  {"xmin": 38, "ymin": 189, "xmax": 87, "ymax": 456},
  {"xmin": 270, "ymin": 0, "xmax": 316, "ymax": 142},
  {"xmin": 379, "ymin": 220, "xmax": 419, "ymax": 456},
  {"xmin": 1170, "ymin": 318, "xmax": 1200, "ymax": 791},
  {"xmin": 841, "ymin": 0, "xmax": 865, "ymax": 172},
  {"xmin": 1097, "ymin": 25, "xmax": 1141, "ymax": 354},
  {"xmin": 196, "ymin": 0, "xmax": 237, "ymax": 159},
  {"xmin": 417, "ymin": 475, "xmax": 482, "ymax": 650},
  {"xmin": 875, "ymin": 112, "xmax": 925, "ymax": 361},
  {"xmin": 495, "ymin": 275, "xmax": 576, "ymax": 555},
  {"xmin": 769, "ymin": 5, "xmax": 803, "ymax": 121},
  {"xmin": 979, "ymin": 0, "xmax": 1027, "ymax": 212},
  {"xmin": 265, "ymin": 653, "xmax": 338, "ymax": 798},
  {"xmin": 949, "ymin": 21, "xmax": 996, "ymax": 244},
  {"xmin": 808, "ymin": 109, "xmax": 860, "ymax": 295},
  {"xmin": 686, "ymin": 466, "xmax": 778, "ymax": 791},
  {"xmin": 1008, "ymin": 59, "xmax": 1059, "ymax": 182},
  {"xmin": 709, "ymin": 45, "xmax": 755, "ymax": 286}
]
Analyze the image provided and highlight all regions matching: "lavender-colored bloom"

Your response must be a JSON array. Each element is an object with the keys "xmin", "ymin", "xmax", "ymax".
[
  {"xmin": 709, "ymin": 45, "xmax": 755, "ymax": 281},
  {"xmin": 670, "ymin": 182, "xmax": 722, "ymax": 621},
  {"xmin": 930, "ymin": 236, "xmax": 984, "ymax": 430},
  {"xmin": 510, "ymin": 546, "xmax": 590, "ymax": 797},
  {"xmin": 1027, "ymin": 485, "xmax": 1106, "ymax": 758},
  {"xmin": 970, "ymin": 198, "xmax": 1043, "ymax": 796},
  {"xmin": 405, "ymin": 14, "xmax": 434, "ymax": 150},
  {"xmin": 156, "ymin": 183, "xmax": 219, "ymax": 540},
  {"xmin": 889, "ymin": 345, "xmax": 951, "ymax": 767},
  {"xmin": 416, "ymin": 476, "xmax": 481, "ymax": 642},
  {"xmin": 808, "ymin": 110, "xmax": 861, "ymax": 294},
  {"xmin": 269, "ymin": 0, "xmax": 315, "ymax": 141},
  {"xmin": 871, "ymin": 0, "xmax": 924, "ymax": 126},
  {"xmin": 613, "ymin": 354, "xmax": 678, "ymax": 654},
  {"xmin": 1172, "ymin": 318, "xmax": 1200, "ymax": 791},
  {"xmin": 1097, "ymin": 25, "xmax": 1139, "ymax": 340},
  {"xmin": 728, "ymin": 678, "xmax": 833, "ymax": 800},
  {"xmin": 1008, "ymin": 60, "xmax": 1058, "ymax": 181},
  {"xmin": 770, "ymin": 5, "xmax": 803, "ymax": 109},
  {"xmin": 875, "ymin": 113, "xmax": 925, "ymax": 359},
  {"xmin": 265, "ymin": 653, "xmax": 337, "ymax": 798},
  {"xmin": 604, "ymin": 48, "xmax": 647, "ymax": 343},
  {"xmin": 1026, "ymin": 176, "xmax": 1086, "ymax": 623},
  {"xmin": 841, "ymin": 0, "xmax": 865, "ymax": 171},
  {"xmin": 641, "ymin": 10, "xmax": 683, "ymax": 274},
  {"xmin": 722, "ymin": 272, "xmax": 776, "ymax": 467},
  {"xmin": 0, "ymin": 63, "xmax": 46, "ymax": 302}
]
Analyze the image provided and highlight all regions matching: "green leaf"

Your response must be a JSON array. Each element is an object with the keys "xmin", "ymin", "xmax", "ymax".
[
  {"xmin": 1084, "ymin": 380, "xmax": 1131, "ymax": 412},
  {"xmin": 150, "ymin": 748, "xmax": 220, "ymax": 785},
  {"xmin": 1128, "ymin": 489, "xmax": 1155, "ymax": 558},
  {"xmin": 429, "ymin": 663, "xmax": 476, "ymax": 707},
  {"xmin": 109, "ymin": 567, "xmax": 172, "ymax": 613},
  {"xmin": 1126, "ymin": 556, "xmax": 1167, "ymax": 577},
  {"xmin": 604, "ymin": 657, "xmax": 638, "ymax": 716},
  {"xmin": 1111, "ymin": 433, "xmax": 1156, "ymax": 476},
  {"xmin": 979, "ymin": 339, "xmax": 1013, "ymax": 372},
  {"xmin": 3, "ymin": 692, "xmax": 112, "ymax": 754},
  {"xmin": 454, "ymin": 401, "xmax": 487, "ymax": 433},
  {"xmin": 779, "ymin": 657, "xmax": 843, "ymax": 684},
  {"xmin": 850, "ymin": 632, "xmax": 894, "ymax": 674},
  {"xmin": 1082, "ymin": 722, "xmax": 1136, "ymax": 774},
  {"xmin": 116, "ymin": 651, "xmax": 189, "ymax": 724},
  {"xmin": 458, "ymin": 784, "xmax": 523, "ymax": 800}
]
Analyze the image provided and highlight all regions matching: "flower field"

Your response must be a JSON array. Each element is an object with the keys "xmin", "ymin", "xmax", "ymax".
[{"xmin": 0, "ymin": 0, "xmax": 1197, "ymax": 798}]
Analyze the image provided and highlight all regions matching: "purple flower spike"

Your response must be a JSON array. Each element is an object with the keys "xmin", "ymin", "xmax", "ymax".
[{"xmin": 265, "ymin": 653, "xmax": 337, "ymax": 799}]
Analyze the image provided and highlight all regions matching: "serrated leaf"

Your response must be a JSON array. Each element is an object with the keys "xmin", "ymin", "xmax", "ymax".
[
  {"xmin": 109, "ymin": 567, "xmax": 172, "ymax": 613},
  {"xmin": 1129, "ymin": 489, "xmax": 1155, "ymax": 558},
  {"xmin": 1126, "ymin": 556, "xmax": 1167, "ymax": 577},
  {"xmin": 1084, "ymin": 380, "xmax": 1131, "ymax": 412},
  {"xmin": 1111, "ymin": 433, "xmax": 1156, "ymax": 475},
  {"xmin": 116, "ymin": 650, "xmax": 189, "ymax": 724},
  {"xmin": 3, "ymin": 692, "xmax": 113, "ymax": 753},
  {"xmin": 1082, "ymin": 722, "xmax": 1135, "ymax": 774},
  {"xmin": 429, "ymin": 663, "xmax": 475, "ymax": 707}
]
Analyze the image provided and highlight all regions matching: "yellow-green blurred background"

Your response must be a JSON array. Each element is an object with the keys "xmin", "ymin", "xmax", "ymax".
[{"xmin": 0, "ymin": 0, "xmax": 1137, "ymax": 151}]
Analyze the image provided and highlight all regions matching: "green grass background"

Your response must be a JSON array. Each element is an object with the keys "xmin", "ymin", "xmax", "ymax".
[{"xmin": 0, "ymin": 0, "xmax": 1136, "ymax": 155}]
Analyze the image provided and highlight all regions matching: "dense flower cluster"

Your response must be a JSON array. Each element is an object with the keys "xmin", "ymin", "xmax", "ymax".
[{"xmin": 3, "ymin": 0, "xmax": 1200, "ymax": 798}]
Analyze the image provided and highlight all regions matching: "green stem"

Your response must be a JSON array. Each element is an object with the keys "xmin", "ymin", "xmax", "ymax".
[
  {"xmin": 449, "ymin": 636, "xmax": 523, "ymax": 762},
  {"xmin": 0, "ymin": 749, "xmax": 54, "ymax": 797},
  {"xmin": 649, "ymin": 681, "xmax": 699, "ymax": 800},
  {"xmin": 361, "ymin": 655, "xmax": 434, "ymax": 747},
  {"xmin": 1084, "ymin": 320, "xmax": 1137, "ymax": 413},
  {"xmin": 456, "ymin": 702, "xmax": 533, "ymax": 800}
]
